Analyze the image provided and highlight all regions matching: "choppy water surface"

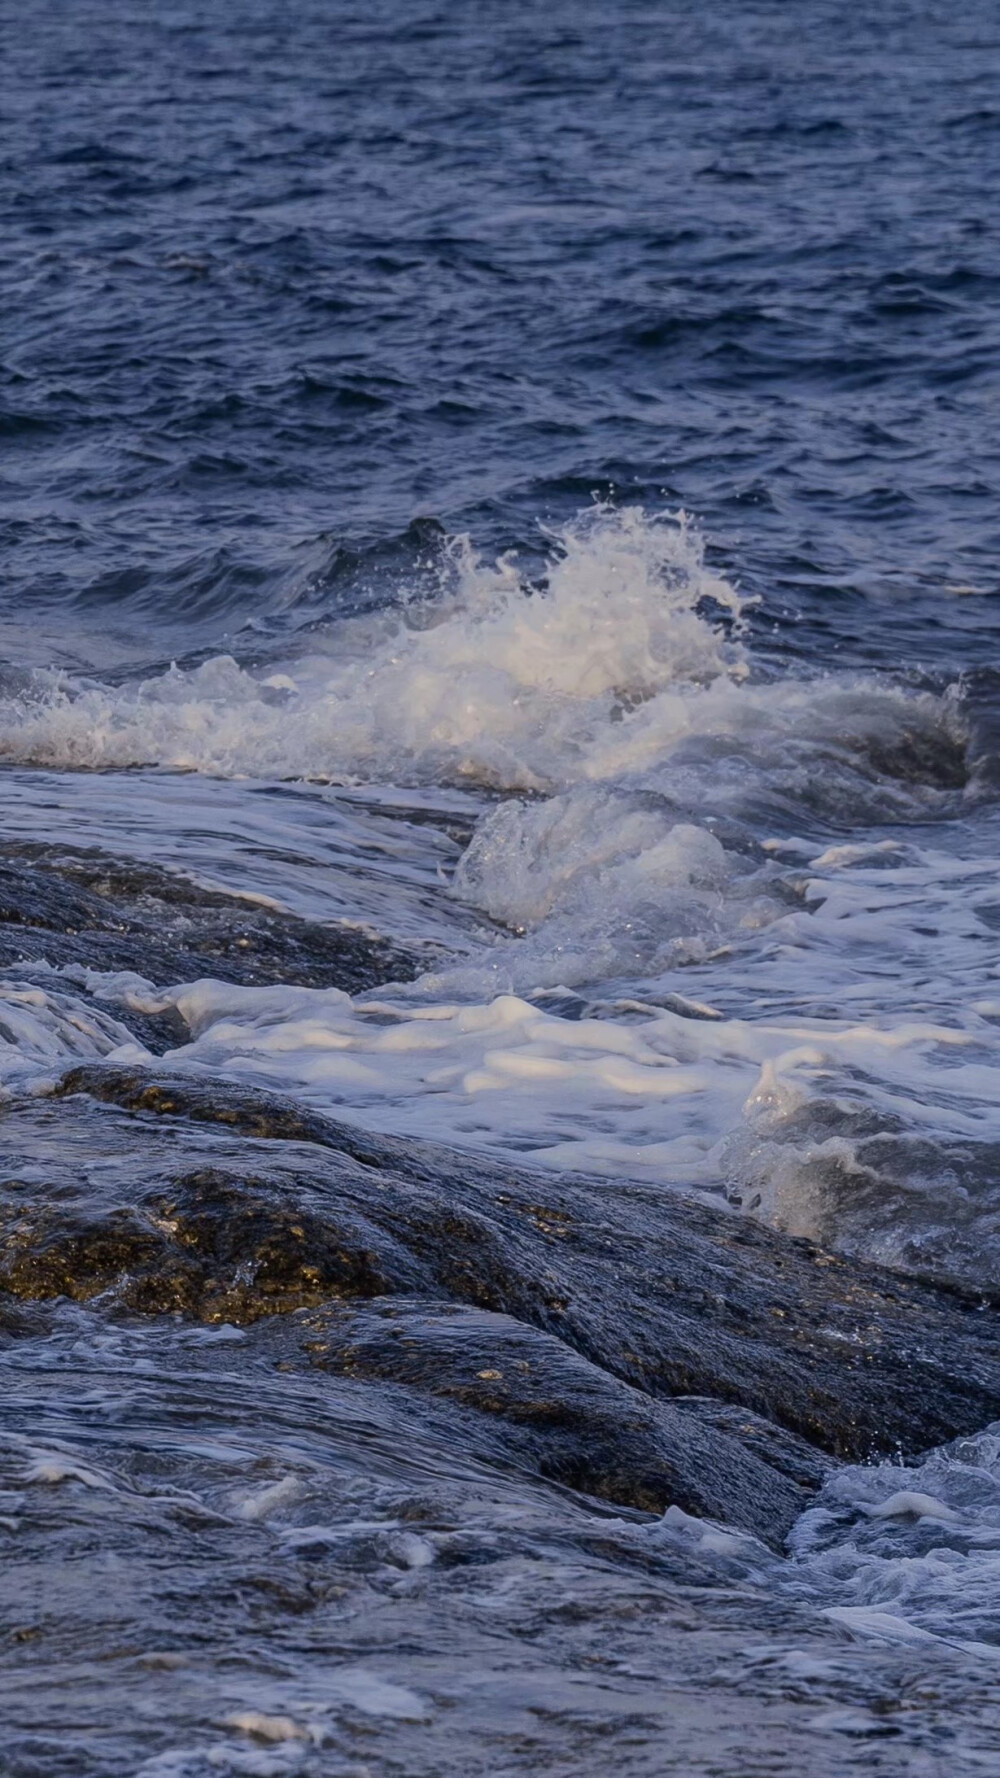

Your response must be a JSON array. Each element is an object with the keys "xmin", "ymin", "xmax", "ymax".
[{"xmin": 4, "ymin": 1, "xmax": 1000, "ymax": 1771}]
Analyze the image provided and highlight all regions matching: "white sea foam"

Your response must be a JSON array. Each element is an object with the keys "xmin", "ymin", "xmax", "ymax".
[
  {"xmin": 2, "ymin": 813, "xmax": 994, "ymax": 1293},
  {"xmin": 0, "ymin": 980, "xmax": 143, "ymax": 1095},
  {"xmin": 447, "ymin": 786, "xmax": 785, "ymax": 989},
  {"xmin": 786, "ymin": 1424, "xmax": 1000, "ymax": 1658},
  {"xmin": 0, "ymin": 504, "xmax": 993, "ymax": 1294},
  {"xmin": 0, "ymin": 507, "xmax": 747, "ymax": 789},
  {"xmin": 454, "ymin": 791, "xmax": 731, "ymax": 931},
  {"xmin": 0, "ymin": 507, "xmax": 967, "ymax": 826},
  {"xmin": 221, "ymin": 1715, "xmax": 307, "ymax": 1744},
  {"xmin": 92, "ymin": 921, "xmax": 995, "ymax": 1293},
  {"xmin": 14, "ymin": 795, "xmax": 962, "ymax": 1292},
  {"xmin": 621, "ymin": 1422, "xmax": 1000, "ymax": 1657}
]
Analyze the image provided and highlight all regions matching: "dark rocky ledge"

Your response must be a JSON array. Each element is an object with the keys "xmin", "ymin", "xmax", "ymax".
[
  {"xmin": 290, "ymin": 1295, "xmax": 810, "ymax": 1543},
  {"xmin": 0, "ymin": 1061, "xmax": 994, "ymax": 1543},
  {"xmin": 0, "ymin": 844, "xmax": 425, "ymax": 1013}
]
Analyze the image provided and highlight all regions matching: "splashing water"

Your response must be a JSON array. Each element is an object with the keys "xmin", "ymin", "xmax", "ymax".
[{"xmin": 0, "ymin": 508, "xmax": 749, "ymax": 789}]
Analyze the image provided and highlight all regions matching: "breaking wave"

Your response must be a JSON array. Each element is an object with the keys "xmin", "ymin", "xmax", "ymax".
[{"xmin": 0, "ymin": 507, "xmax": 970, "ymax": 826}]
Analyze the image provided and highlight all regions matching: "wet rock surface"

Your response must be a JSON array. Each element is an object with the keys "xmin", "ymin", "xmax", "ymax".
[
  {"xmin": 9, "ymin": 1297, "xmax": 980, "ymax": 1778},
  {"xmin": 291, "ymin": 1297, "xmax": 809, "ymax": 1543},
  {"xmin": 0, "ymin": 1063, "xmax": 995, "ymax": 1547},
  {"xmin": 0, "ymin": 844, "xmax": 424, "ymax": 1014}
]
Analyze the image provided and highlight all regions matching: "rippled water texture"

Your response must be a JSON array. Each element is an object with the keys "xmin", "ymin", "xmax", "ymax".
[
  {"xmin": 5, "ymin": 0, "xmax": 1000, "ymax": 672},
  {"xmin": 4, "ymin": 2, "xmax": 1000, "ymax": 1773}
]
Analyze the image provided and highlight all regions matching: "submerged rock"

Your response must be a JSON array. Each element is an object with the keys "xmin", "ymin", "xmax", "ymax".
[
  {"xmin": 291, "ymin": 1296, "xmax": 809, "ymax": 1543},
  {"xmin": 0, "ymin": 845, "xmax": 424, "ymax": 1018},
  {"xmin": 669, "ymin": 1397, "xmax": 832, "ymax": 1491},
  {"xmin": 0, "ymin": 1063, "xmax": 987, "ymax": 1515}
]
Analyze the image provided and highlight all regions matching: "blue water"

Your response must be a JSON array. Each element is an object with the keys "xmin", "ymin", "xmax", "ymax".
[
  {"xmin": 4, "ymin": 0, "xmax": 1000, "ymax": 674},
  {"xmin": 5, "ymin": 6, "xmax": 1000, "ymax": 1774}
]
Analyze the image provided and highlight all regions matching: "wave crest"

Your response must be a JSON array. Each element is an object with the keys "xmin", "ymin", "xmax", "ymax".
[{"xmin": 0, "ymin": 507, "xmax": 746, "ymax": 789}]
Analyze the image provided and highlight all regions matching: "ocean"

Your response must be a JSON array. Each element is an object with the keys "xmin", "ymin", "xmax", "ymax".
[{"xmin": 3, "ymin": 2, "xmax": 1000, "ymax": 1772}]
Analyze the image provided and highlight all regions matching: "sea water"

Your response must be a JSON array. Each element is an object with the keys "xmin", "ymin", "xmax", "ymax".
[{"xmin": 4, "ymin": 1, "xmax": 1000, "ymax": 1770}]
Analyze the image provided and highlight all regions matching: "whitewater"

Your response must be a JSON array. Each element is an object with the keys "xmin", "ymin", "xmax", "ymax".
[
  {"xmin": 0, "ymin": 504, "xmax": 998, "ymax": 1720},
  {"xmin": 1, "ymin": 507, "xmax": 996, "ymax": 1290},
  {"xmin": 6, "ymin": 3, "xmax": 1000, "ymax": 1770}
]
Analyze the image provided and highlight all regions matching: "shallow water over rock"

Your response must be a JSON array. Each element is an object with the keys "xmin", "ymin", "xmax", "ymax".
[{"xmin": 6, "ymin": 0, "xmax": 1000, "ymax": 1766}]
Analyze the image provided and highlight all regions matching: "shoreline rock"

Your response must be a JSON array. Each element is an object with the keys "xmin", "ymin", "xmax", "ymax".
[
  {"xmin": 0, "ymin": 1062, "xmax": 994, "ymax": 1541},
  {"xmin": 0, "ymin": 845, "xmax": 426, "ymax": 1025}
]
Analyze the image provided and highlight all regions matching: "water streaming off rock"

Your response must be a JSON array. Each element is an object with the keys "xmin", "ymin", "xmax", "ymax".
[{"xmin": 3, "ymin": 2, "xmax": 1000, "ymax": 1771}]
